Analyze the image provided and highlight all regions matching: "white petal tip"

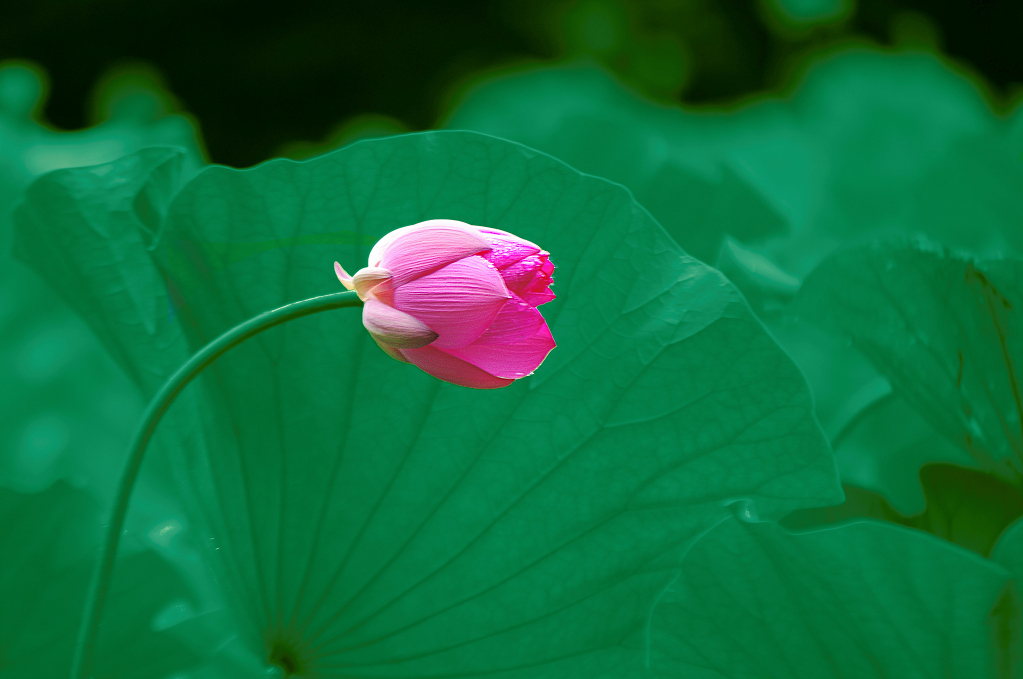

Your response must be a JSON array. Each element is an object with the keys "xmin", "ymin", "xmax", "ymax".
[
  {"xmin": 352, "ymin": 266, "xmax": 393, "ymax": 300},
  {"xmin": 335, "ymin": 262, "xmax": 355, "ymax": 290}
]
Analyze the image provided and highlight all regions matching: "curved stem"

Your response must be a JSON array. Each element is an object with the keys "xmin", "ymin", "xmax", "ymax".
[{"xmin": 71, "ymin": 291, "xmax": 363, "ymax": 679}]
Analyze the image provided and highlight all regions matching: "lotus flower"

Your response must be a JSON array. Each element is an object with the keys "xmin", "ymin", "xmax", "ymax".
[{"xmin": 335, "ymin": 219, "xmax": 556, "ymax": 389}]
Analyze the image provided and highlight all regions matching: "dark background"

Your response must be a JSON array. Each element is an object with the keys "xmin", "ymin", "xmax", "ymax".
[{"xmin": 2, "ymin": 0, "xmax": 1019, "ymax": 168}]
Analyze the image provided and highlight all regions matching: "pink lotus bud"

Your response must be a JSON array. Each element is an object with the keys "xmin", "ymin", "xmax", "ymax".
[{"xmin": 335, "ymin": 219, "xmax": 556, "ymax": 389}]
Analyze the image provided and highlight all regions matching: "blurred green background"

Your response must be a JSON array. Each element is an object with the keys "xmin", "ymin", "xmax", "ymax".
[{"xmin": 2, "ymin": 0, "xmax": 1020, "ymax": 167}]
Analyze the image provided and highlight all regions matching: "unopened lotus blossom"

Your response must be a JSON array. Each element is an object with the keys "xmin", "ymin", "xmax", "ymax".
[{"xmin": 335, "ymin": 219, "xmax": 556, "ymax": 389}]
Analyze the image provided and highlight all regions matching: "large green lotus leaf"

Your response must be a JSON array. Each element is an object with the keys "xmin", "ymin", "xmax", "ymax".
[
  {"xmin": 12, "ymin": 146, "xmax": 196, "ymax": 396},
  {"xmin": 158, "ymin": 610, "xmax": 272, "ymax": 678},
  {"xmin": 794, "ymin": 241, "xmax": 1023, "ymax": 496},
  {"xmin": 0, "ymin": 60, "xmax": 204, "ymax": 502},
  {"xmin": 8, "ymin": 145, "xmax": 241, "ymax": 660},
  {"xmin": 9, "ymin": 146, "xmax": 212, "ymax": 552},
  {"xmin": 646, "ymin": 517, "xmax": 1015, "ymax": 678},
  {"xmin": 991, "ymin": 517, "xmax": 1023, "ymax": 675},
  {"xmin": 0, "ymin": 482, "xmax": 201, "ymax": 678},
  {"xmin": 995, "ymin": 518, "xmax": 1023, "ymax": 582},
  {"xmin": 442, "ymin": 53, "xmax": 1019, "ymax": 504},
  {"xmin": 20, "ymin": 131, "xmax": 842, "ymax": 675}
]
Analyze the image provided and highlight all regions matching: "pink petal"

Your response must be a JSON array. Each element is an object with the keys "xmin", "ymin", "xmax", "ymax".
[
  {"xmin": 362, "ymin": 299, "xmax": 438, "ymax": 349},
  {"xmin": 477, "ymin": 228, "xmax": 542, "ymax": 269},
  {"xmin": 370, "ymin": 220, "xmax": 492, "ymax": 288},
  {"xmin": 475, "ymin": 296, "xmax": 545, "ymax": 345},
  {"xmin": 447, "ymin": 320, "xmax": 556, "ymax": 380},
  {"xmin": 522, "ymin": 288, "xmax": 556, "ymax": 306},
  {"xmin": 400, "ymin": 345, "xmax": 514, "ymax": 389},
  {"xmin": 392, "ymin": 255, "xmax": 511, "ymax": 349},
  {"xmin": 499, "ymin": 253, "xmax": 554, "ymax": 297}
]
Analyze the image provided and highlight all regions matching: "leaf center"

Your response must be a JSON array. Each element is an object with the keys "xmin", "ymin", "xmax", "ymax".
[{"xmin": 268, "ymin": 638, "xmax": 304, "ymax": 677}]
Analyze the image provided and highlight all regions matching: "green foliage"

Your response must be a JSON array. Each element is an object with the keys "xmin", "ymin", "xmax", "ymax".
[
  {"xmin": 649, "ymin": 518, "xmax": 1013, "ymax": 678},
  {"xmin": 0, "ymin": 60, "xmax": 206, "ymax": 502},
  {"xmin": 15, "ymin": 132, "xmax": 842, "ymax": 675},
  {"xmin": 795, "ymin": 242, "xmax": 1023, "ymax": 488},
  {"xmin": 444, "ymin": 44, "xmax": 1023, "ymax": 521},
  {"xmin": 445, "ymin": 61, "xmax": 788, "ymax": 265},
  {"xmin": 785, "ymin": 463, "xmax": 1023, "ymax": 557},
  {"xmin": 760, "ymin": 0, "xmax": 853, "ymax": 28},
  {"xmin": 813, "ymin": 377, "xmax": 975, "ymax": 514},
  {"xmin": 14, "ymin": 147, "xmax": 195, "ymax": 396},
  {"xmin": 7, "ymin": 39, "xmax": 1023, "ymax": 677},
  {"xmin": 444, "ymin": 46, "xmax": 1022, "ymax": 276},
  {"xmin": 995, "ymin": 518, "xmax": 1023, "ymax": 582},
  {"xmin": 0, "ymin": 482, "xmax": 200, "ymax": 678},
  {"xmin": 435, "ymin": 47, "xmax": 1023, "ymax": 677}
]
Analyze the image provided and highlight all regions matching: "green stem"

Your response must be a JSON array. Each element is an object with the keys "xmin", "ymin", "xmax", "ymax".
[{"xmin": 71, "ymin": 291, "xmax": 362, "ymax": 679}]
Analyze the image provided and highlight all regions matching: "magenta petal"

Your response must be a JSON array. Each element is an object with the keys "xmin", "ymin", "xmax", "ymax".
[
  {"xmin": 477, "ymin": 228, "xmax": 542, "ymax": 269},
  {"xmin": 392, "ymin": 255, "xmax": 511, "ymax": 349},
  {"xmin": 447, "ymin": 321, "xmax": 556, "ymax": 380},
  {"xmin": 362, "ymin": 299, "xmax": 438, "ymax": 349},
  {"xmin": 370, "ymin": 220, "xmax": 491, "ymax": 288},
  {"xmin": 498, "ymin": 253, "xmax": 554, "ymax": 296},
  {"xmin": 522, "ymin": 288, "xmax": 556, "ymax": 306},
  {"xmin": 475, "ymin": 296, "xmax": 545, "ymax": 345},
  {"xmin": 401, "ymin": 345, "xmax": 514, "ymax": 389}
]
